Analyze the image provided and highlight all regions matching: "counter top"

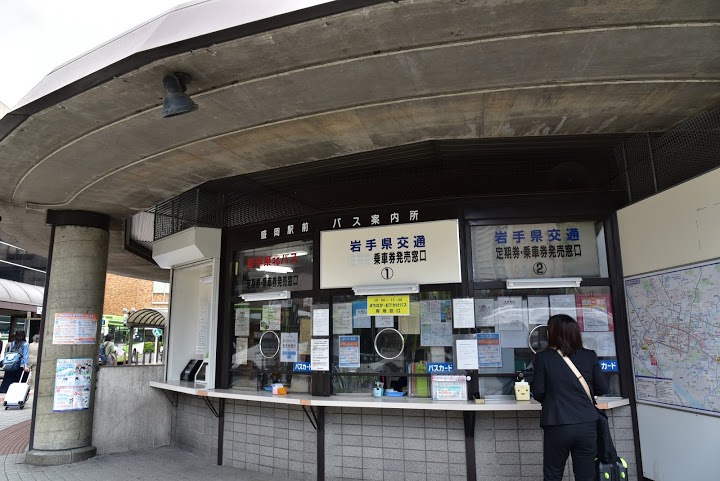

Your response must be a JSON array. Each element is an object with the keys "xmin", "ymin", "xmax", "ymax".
[{"xmin": 150, "ymin": 381, "xmax": 629, "ymax": 411}]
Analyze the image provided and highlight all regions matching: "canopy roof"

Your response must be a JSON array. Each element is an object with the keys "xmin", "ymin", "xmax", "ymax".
[
  {"xmin": 0, "ymin": 0, "xmax": 718, "ymax": 280},
  {"xmin": 127, "ymin": 308, "xmax": 167, "ymax": 327},
  {"xmin": 0, "ymin": 278, "xmax": 44, "ymax": 312}
]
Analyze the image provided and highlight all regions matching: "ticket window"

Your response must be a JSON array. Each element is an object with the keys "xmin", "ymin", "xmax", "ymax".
[
  {"xmin": 470, "ymin": 221, "xmax": 621, "ymax": 396},
  {"xmin": 330, "ymin": 291, "xmax": 453, "ymax": 397},
  {"xmin": 229, "ymin": 240, "xmax": 313, "ymax": 393}
]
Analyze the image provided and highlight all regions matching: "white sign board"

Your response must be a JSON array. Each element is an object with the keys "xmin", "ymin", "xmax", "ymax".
[{"xmin": 320, "ymin": 219, "xmax": 461, "ymax": 289}]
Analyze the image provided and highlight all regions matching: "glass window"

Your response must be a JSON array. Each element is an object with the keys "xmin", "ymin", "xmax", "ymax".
[
  {"xmin": 472, "ymin": 286, "xmax": 621, "ymax": 397},
  {"xmin": 229, "ymin": 240, "xmax": 314, "ymax": 393},
  {"xmin": 331, "ymin": 291, "xmax": 453, "ymax": 397},
  {"xmin": 234, "ymin": 240, "xmax": 313, "ymax": 296},
  {"xmin": 229, "ymin": 297, "xmax": 313, "ymax": 393}
]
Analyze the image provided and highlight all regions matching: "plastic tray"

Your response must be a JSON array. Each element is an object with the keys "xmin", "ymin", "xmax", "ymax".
[{"xmin": 384, "ymin": 391, "xmax": 406, "ymax": 397}]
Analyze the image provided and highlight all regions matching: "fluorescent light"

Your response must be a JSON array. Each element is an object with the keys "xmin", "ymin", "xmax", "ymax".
[
  {"xmin": 272, "ymin": 250, "xmax": 308, "ymax": 257},
  {"xmin": 352, "ymin": 284, "xmax": 420, "ymax": 296},
  {"xmin": 241, "ymin": 290, "xmax": 291, "ymax": 302},
  {"xmin": 506, "ymin": 278, "xmax": 582, "ymax": 290},
  {"xmin": 257, "ymin": 265, "xmax": 293, "ymax": 274}
]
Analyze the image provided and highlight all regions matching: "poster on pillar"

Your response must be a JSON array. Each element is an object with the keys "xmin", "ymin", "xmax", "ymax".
[
  {"xmin": 52, "ymin": 313, "xmax": 98, "ymax": 344},
  {"xmin": 53, "ymin": 358, "xmax": 93, "ymax": 411}
]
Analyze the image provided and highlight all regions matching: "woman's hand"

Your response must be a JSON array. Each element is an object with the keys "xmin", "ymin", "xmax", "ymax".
[{"xmin": 23, "ymin": 366, "xmax": 30, "ymax": 373}]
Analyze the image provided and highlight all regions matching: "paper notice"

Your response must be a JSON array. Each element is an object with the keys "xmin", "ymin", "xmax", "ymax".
[
  {"xmin": 581, "ymin": 331, "xmax": 616, "ymax": 357},
  {"xmin": 420, "ymin": 300, "xmax": 453, "ymax": 346},
  {"xmin": 234, "ymin": 307, "xmax": 250, "ymax": 336},
  {"xmin": 452, "ymin": 298, "xmax": 475, "ymax": 329},
  {"xmin": 549, "ymin": 294, "xmax": 577, "ymax": 319},
  {"xmin": 53, "ymin": 313, "xmax": 98, "ymax": 345},
  {"xmin": 577, "ymin": 294, "xmax": 611, "ymax": 331},
  {"xmin": 353, "ymin": 301, "xmax": 371, "ymax": 329},
  {"xmin": 281, "ymin": 332, "xmax": 299, "ymax": 363},
  {"xmin": 53, "ymin": 358, "xmax": 93, "ymax": 411},
  {"xmin": 399, "ymin": 302, "xmax": 421, "ymax": 334},
  {"xmin": 299, "ymin": 316, "xmax": 312, "ymax": 343},
  {"xmin": 262, "ymin": 305, "xmax": 282, "ymax": 331},
  {"xmin": 311, "ymin": 339, "xmax": 330, "ymax": 371},
  {"xmin": 375, "ymin": 316, "xmax": 394, "ymax": 328},
  {"xmin": 333, "ymin": 303, "xmax": 353, "ymax": 334},
  {"xmin": 234, "ymin": 338, "xmax": 248, "ymax": 366},
  {"xmin": 456, "ymin": 338, "xmax": 479, "ymax": 370},
  {"xmin": 527, "ymin": 296, "xmax": 550, "ymax": 325},
  {"xmin": 312, "ymin": 308, "xmax": 330, "ymax": 336},
  {"xmin": 477, "ymin": 333, "xmax": 502, "ymax": 367},
  {"xmin": 338, "ymin": 335, "xmax": 360, "ymax": 368},
  {"xmin": 496, "ymin": 297, "xmax": 525, "ymax": 330},
  {"xmin": 474, "ymin": 299, "xmax": 495, "ymax": 327}
]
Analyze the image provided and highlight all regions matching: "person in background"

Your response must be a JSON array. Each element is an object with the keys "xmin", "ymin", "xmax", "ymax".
[
  {"xmin": 28, "ymin": 334, "xmax": 40, "ymax": 379},
  {"xmin": 0, "ymin": 330, "xmax": 30, "ymax": 393},
  {"xmin": 101, "ymin": 333, "xmax": 118, "ymax": 366},
  {"xmin": 531, "ymin": 314, "xmax": 609, "ymax": 481}
]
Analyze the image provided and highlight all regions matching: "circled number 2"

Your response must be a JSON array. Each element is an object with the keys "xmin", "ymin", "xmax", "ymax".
[{"xmin": 533, "ymin": 262, "xmax": 547, "ymax": 275}]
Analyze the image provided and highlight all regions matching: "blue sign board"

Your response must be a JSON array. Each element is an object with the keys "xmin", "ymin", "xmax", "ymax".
[
  {"xmin": 427, "ymin": 363, "xmax": 454, "ymax": 373},
  {"xmin": 599, "ymin": 359, "xmax": 619, "ymax": 372},
  {"xmin": 293, "ymin": 362, "xmax": 312, "ymax": 373}
]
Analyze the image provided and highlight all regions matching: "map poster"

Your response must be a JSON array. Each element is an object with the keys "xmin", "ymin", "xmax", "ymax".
[
  {"xmin": 53, "ymin": 358, "xmax": 93, "ymax": 412},
  {"xmin": 53, "ymin": 313, "xmax": 98, "ymax": 345},
  {"xmin": 626, "ymin": 260, "xmax": 720, "ymax": 416}
]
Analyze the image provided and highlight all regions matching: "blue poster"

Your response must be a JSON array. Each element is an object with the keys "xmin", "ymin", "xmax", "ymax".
[{"xmin": 352, "ymin": 300, "xmax": 371, "ymax": 329}]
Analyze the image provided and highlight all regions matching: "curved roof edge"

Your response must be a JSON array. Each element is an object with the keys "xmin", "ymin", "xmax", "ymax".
[
  {"xmin": 0, "ymin": 0, "xmax": 385, "ymax": 142},
  {"xmin": 0, "ymin": 278, "xmax": 44, "ymax": 309},
  {"xmin": 127, "ymin": 308, "xmax": 167, "ymax": 327}
]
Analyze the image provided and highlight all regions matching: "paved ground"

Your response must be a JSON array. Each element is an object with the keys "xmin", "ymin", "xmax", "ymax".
[
  {"xmin": 0, "ymin": 394, "xmax": 293, "ymax": 481},
  {"xmin": 2, "ymin": 446, "xmax": 297, "ymax": 481}
]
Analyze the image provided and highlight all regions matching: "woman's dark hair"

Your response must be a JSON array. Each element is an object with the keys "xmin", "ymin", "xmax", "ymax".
[
  {"xmin": 14, "ymin": 330, "xmax": 27, "ymax": 344},
  {"xmin": 104, "ymin": 333, "xmax": 113, "ymax": 342},
  {"xmin": 546, "ymin": 314, "xmax": 583, "ymax": 357}
]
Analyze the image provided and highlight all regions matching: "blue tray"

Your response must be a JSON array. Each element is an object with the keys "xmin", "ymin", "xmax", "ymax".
[
  {"xmin": 263, "ymin": 387, "xmax": 273, "ymax": 391},
  {"xmin": 384, "ymin": 391, "xmax": 406, "ymax": 397}
]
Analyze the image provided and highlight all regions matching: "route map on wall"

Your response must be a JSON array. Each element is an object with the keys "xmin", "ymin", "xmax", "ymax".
[{"xmin": 625, "ymin": 260, "xmax": 720, "ymax": 417}]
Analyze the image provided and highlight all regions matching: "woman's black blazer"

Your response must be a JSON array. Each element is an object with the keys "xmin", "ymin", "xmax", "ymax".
[{"xmin": 531, "ymin": 348, "xmax": 609, "ymax": 427}]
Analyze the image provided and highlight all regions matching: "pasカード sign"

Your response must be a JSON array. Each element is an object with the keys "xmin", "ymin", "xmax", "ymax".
[{"xmin": 367, "ymin": 295, "xmax": 410, "ymax": 316}]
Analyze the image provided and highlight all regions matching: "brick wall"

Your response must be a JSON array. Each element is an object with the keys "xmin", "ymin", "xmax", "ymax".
[
  {"xmin": 223, "ymin": 400, "xmax": 316, "ymax": 480},
  {"xmin": 171, "ymin": 394, "xmax": 219, "ymax": 459},
  {"xmin": 325, "ymin": 407, "xmax": 467, "ymax": 481},
  {"xmin": 103, "ymin": 273, "xmax": 168, "ymax": 315},
  {"xmin": 170, "ymin": 399, "xmax": 637, "ymax": 481},
  {"xmin": 475, "ymin": 407, "xmax": 637, "ymax": 481}
]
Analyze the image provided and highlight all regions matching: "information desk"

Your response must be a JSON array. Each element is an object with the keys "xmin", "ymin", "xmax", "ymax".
[{"xmin": 149, "ymin": 381, "xmax": 629, "ymax": 411}]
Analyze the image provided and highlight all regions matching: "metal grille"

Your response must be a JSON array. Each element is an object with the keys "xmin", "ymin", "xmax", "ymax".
[
  {"xmin": 149, "ymin": 135, "xmax": 628, "ymax": 241},
  {"xmin": 613, "ymin": 107, "xmax": 720, "ymax": 204},
  {"xmin": 153, "ymin": 188, "xmax": 224, "ymax": 240}
]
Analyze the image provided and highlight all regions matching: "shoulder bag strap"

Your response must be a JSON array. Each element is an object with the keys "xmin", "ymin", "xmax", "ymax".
[{"xmin": 555, "ymin": 349, "xmax": 594, "ymax": 405}]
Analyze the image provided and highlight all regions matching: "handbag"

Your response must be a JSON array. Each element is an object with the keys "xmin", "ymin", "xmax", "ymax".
[{"xmin": 555, "ymin": 349, "xmax": 618, "ymax": 463}]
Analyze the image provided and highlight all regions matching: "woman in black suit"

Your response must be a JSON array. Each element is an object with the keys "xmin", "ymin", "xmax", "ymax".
[{"xmin": 531, "ymin": 314, "xmax": 609, "ymax": 481}]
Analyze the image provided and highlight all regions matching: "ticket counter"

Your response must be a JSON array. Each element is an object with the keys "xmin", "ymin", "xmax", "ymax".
[{"xmin": 151, "ymin": 193, "xmax": 637, "ymax": 481}]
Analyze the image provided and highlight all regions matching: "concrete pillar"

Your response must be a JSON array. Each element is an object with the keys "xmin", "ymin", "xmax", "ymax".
[{"xmin": 26, "ymin": 210, "xmax": 110, "ymax": 466}]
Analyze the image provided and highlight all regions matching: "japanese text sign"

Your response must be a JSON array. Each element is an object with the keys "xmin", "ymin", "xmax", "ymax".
[
  {"xmin": 367, "ymin": 295, "xmax": 410, "ymax": 316},
  {"xmin": 320, "ymin": 219, "xmax": 461, "ymax": 289}
]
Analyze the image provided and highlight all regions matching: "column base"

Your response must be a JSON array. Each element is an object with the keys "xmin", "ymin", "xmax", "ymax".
[{"xmin": 25, "ymin": 446, "xmax": 97, "ymax": 466}]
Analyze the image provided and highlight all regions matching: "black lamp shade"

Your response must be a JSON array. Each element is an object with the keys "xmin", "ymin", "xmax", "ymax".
[{"xmin": 162, "ymin": 74, "xmax": 198, "ymax": 118}]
